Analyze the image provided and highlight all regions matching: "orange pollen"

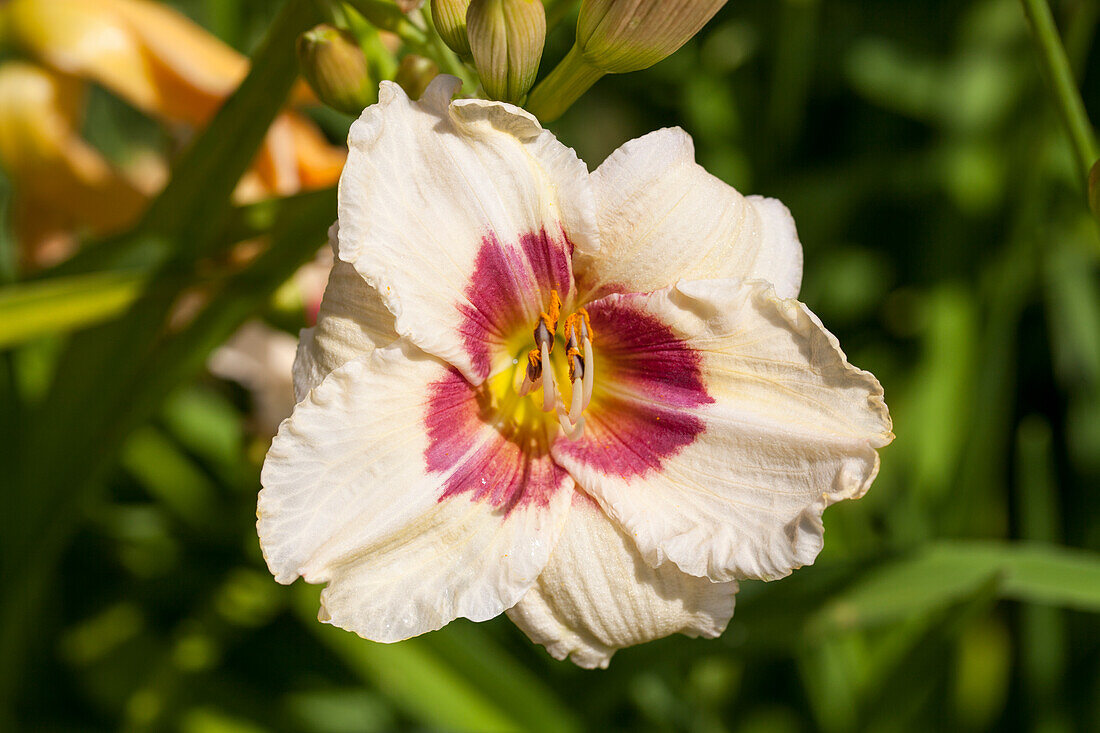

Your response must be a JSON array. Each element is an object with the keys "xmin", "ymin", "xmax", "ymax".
[
  {"xmin": 536, "ymin": 289, "xmax": 562, "ymax": 350},
  {"xmin": 575, "ymin": 307, "xmax": 594, "ymax": 341},
  {"xmin": 566, "ymin": 345, "xmax": 583, "ymax": 381},
  {"xmin": 525, "ymin": 348, "xmax": 542, "ymax": 381}
]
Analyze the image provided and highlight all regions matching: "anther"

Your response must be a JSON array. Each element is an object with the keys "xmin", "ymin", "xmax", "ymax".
[
  {"xmin": 535, "ymin": 289, "xmax": 562, "ymax": 351},
  {"xmin": 567, "ymin": 309, "xmax": 595, "ymax": 410},
  {"xmin": 560, "ymin": 310, "xmax": 596, "ymax": 420},
  {"xmin": 518, "ymin": 349, "xmax": 542, "ymax": 396}
]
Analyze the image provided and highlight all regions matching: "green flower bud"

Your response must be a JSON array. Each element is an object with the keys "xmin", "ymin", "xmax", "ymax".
[
  {"xmin": 466, "ymin": 0, "xmax": 546, "ymax": 103},
  {"xmin": 578, "ymin": 0, "xmax": 726, "ymax": 73},
  {"xmin": 297, "ymin": 24, "xmax": 375, "ymax": 116},
  {"xmin": 431, "ymin": 0, "xmax": 472, "ymax": 58},
  {"xmin": 394, "ymin": 54, "xmax": 440, "ymax": 100}
]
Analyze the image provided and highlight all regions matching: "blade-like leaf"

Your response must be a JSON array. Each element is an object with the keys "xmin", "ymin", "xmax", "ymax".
[
  {"xmin": 294, "ymin": 588, "xmax": 555, "ymax": 733},
  {"xmin": 814, "ymin": 540, "xmax": 1100, "ymax": 634},
  {"xmin": 0, "ymin": 271, "xmax": 145, "ymax": 348}
]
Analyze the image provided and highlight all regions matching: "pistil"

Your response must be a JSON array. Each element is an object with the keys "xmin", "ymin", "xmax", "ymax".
[
  {"xmin": 512, "ymin": 295, "xmax": 596, "ymax": 440},
  {"xmin": 563, "ymin": 309, "xmax": 594, "ymax": 423}
]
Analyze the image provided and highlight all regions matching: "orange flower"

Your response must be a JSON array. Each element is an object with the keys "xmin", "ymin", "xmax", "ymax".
[
  {"xmin": 0, "ymin": 0, "xmax": 346, "ymax": 260},
  {"xmin": 0, "ymin": 62, "xmax": 149, "ymax": 266}
]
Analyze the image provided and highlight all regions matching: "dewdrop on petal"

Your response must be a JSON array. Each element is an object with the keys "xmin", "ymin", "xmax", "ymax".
[{"xmin": 466, "ymin": 0, "xmax": 546, "ymax": 103}]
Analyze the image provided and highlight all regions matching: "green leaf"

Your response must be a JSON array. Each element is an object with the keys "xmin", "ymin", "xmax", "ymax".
[
  {"xmin": 294, "ymin": 588, "xmax": 559, "ymax": 733},
  {"xmin": 0, "ymin": 271, "xmax": 144, "ymax": 348},
  {"xmin": 142, "ymin": 0, "xmax": 322, "ymax": 259},
  {"xmin": 2, "ymin": 101, "xmax": 333, "ymax": 733},
  {"xmin": 121, "ymin": 426, "xmax": 219, "ymax": 528},
  {"xmin": 421, "ymin": 621, "xmax": 581, "ymax": 733},
  {"xmin": 814, "ymin": 541, "xmax": 1100, "ymax": 634},
  {"xmin": 161, "ymin": 387, "xmax": 245, "ymax": 473}
]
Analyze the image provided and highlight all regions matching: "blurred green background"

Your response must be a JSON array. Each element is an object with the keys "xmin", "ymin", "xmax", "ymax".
[{"xmin": 3, "ymin": 0, "xmax": 1100, "ymax": 730}]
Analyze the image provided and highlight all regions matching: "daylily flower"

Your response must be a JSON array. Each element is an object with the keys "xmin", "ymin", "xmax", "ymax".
[
  {"xmin": 258, "ymin": 76, "xmax": 893, "ymax": 667},
  {"xmin": 0, "ymin": 62, "xmax": 149, "ymax": 266},
  {"xmin": 0, "ymin": 0, "xmax": 347, "ymax": 267},
  {"xmin": 1, "ymin": 0, "xmax": 346, "ymax": 199}
]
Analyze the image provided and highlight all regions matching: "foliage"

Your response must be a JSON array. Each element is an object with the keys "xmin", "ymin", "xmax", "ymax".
[{"xmin": 2, "ymin": 0, "xmax": 1100, "ymax": 730}]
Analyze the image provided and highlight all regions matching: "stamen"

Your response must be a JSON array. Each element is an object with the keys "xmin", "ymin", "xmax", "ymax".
[
  {"xmin": 582, "ymin": 333, "xmax": 594, "ymax": 408},
  {"xmin": 568, "ymin": 376, "xmax": 584, "ymax": 424},
  {"xmin": 562, "ymin": 309, "xmax": 595, "ymax": 417},
  {"xmin": 536, "ymin": 290, "xmax": 562, "ymax": 351},
  {"xmin": 572, "ymin": 309, "xmax": 595, "ymax": 409},
  {"xmin": 518, "ymin": 349, "xmax": 541, "ymax": 396},
  {"xmin": 540, "ymin": 339, "xmax": 557, "ymax": 412},
  {"xmin": 555, "ymin": 396, "xmax": 582, "ymax": 437},
  {"xmin": 556, "ymin": 408, "xmax": 584, "ymax": 440}
]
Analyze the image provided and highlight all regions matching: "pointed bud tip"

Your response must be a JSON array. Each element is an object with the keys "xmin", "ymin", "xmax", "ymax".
[
  {"xmin": 577, "ymin": 0, "xmax": 726, "ymax": 74},
  {"xmin": 431, "ymin": 0, "xmax": 472, "ymax": 58},
  {"xmin": 467, "ymin": 0, "xmax": 546, "ymax": 103},
  {"xmin": 296, "ymin": 24, "xmax": 374, "ymax": 117}
]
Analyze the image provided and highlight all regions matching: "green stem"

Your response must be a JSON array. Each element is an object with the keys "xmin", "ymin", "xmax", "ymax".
[
  {"xmin": 1021, "ymin": 0, "xmax": 1098, "ymax": 179},
  {"xmin": 526, "ymin": 45, "xmax": 605, "ymax": 123},
  {"xmin": 418, "ymin": 6, "xmax": 479, "ymax": 92},
  {"xmin": 343, "ymin": 0, "xmax": 427, "ymax": 45},
  {"xmin": 341, "ymin": 3, "xmax": 398, "ymax": 81},
  {"xmin": 341, "ymin": 1, "xmax": 476, "ymax": 91}
]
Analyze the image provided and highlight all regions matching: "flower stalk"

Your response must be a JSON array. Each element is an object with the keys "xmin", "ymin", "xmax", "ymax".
[
  {"xmin": 525, "ymin": 45, "xmax": 605, "ymax": 122},
  {"xmin": 1020, "ymin": 0, "xmax": 1098, "ymax": 180},
  {"xmin": 527, "ymin": 0, "xmax": 726, "ymax": 121}
]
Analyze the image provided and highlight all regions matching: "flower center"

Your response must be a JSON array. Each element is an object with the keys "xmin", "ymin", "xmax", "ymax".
[{"xmin": 488, "ymin": 289, "xmax": 594, "ymax": 441}]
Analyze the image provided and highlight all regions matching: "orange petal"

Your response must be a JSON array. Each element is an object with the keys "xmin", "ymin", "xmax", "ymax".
[
  {"xmin": 0, "ymin": 62, "xmax": 148, "ymax": 264},
  {"xmin": 5, "ymin": 0, "xmax": 245, "ymax": 124},
  {"xmin": 285, "ymin": 111, "xmax": 347, "ymax": 189}
]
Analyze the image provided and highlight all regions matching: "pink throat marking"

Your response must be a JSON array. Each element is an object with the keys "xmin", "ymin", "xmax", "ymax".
[
  {"xmin": 457, "ymin": 228, "xmax": 573, "ymax": 381},
  {"xmin": 423, "ymin": 233, "xmax": 712, "ymax": 513},
  {"xmin": 422, "ymin": 230, "xmax": 574, "ymax": 514},
  {"xmin": 424, "ymin": 368, "xmax": 569, "ymax": 513},
  {"xmin": 552, "ymin": 294, "xmax": 713, "ymax": 477}
]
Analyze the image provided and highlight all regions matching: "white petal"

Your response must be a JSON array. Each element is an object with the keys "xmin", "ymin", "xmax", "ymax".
[
  {"xmin": 552, "ymin": 280, "xmax": 892, "ymax": 583},
  {"xmin": 208, "ymin": 320, "xmax": 297, "ymax": 433},
  {"xmin": 576, "ymin": 127, "xmax": 802, "ymax": 300},
  {"xmin": 292, "ymin": 254, "xmax": 398, "ymax": 402},
  {"xmin": 260, "ymin": 341, "xmax": 574, "ymax": 642},
  {"xmin": 337, "ymin": 76, "xmax": 598, "ymax": 383},
  {"xmin": 506, "ymin": 493, "xmax": 736, "ymax": 669}
]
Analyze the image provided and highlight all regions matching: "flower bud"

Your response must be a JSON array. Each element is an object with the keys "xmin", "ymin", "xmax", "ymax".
[
  {"xmin": 466, "ymin": 0, "xmax": 546, "ymax": 103},
  {"xmin": 296, "ymin": 24, "xmax": 375, "ymax": 116},
  {"xmin": 394, "ymin": 54, "xmax": 440, "ymax": 100},
  {"xmin": 430, "ymin": 0, "xmax": 472, "ymax": 58},
  {"xmin": 577, "ymin": 0, "xmax": 726, "ymax": 73}
]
